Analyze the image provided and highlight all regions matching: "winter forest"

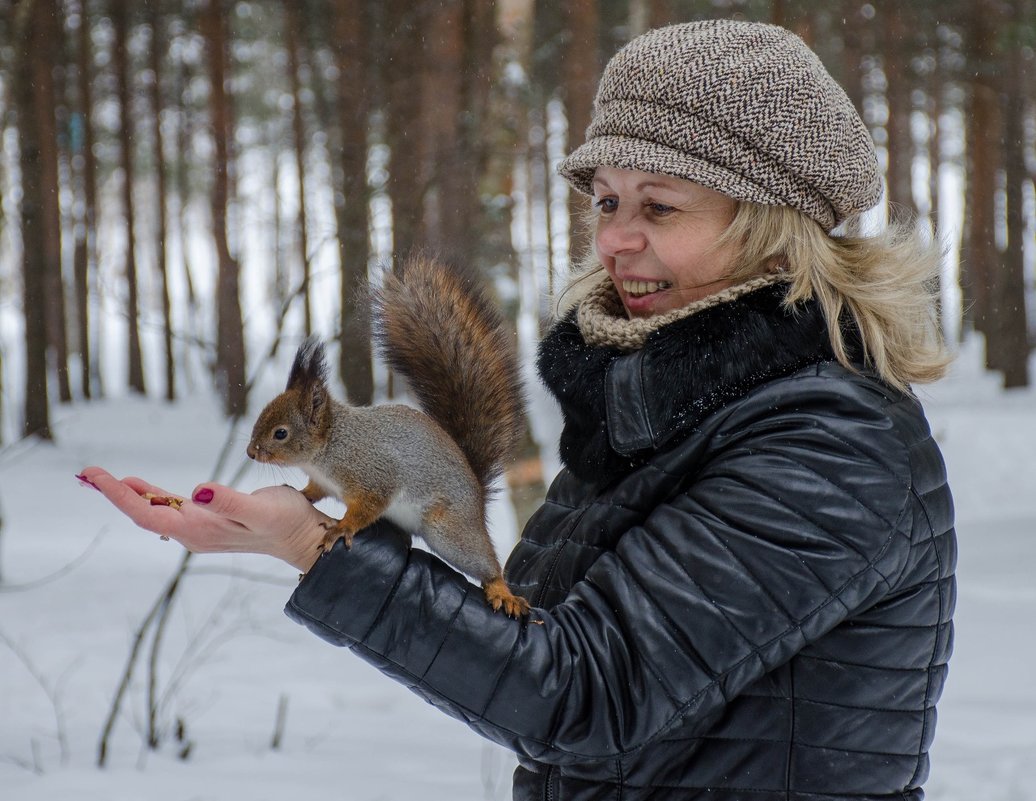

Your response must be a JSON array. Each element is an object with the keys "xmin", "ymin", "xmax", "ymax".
[
  {"xmin": 1, "ymin": 1, "xmax": 1035, "ymax": 800},
  {"xmin": 1, "ymin": 0, "xmax": 1034, "ymax": 442}
]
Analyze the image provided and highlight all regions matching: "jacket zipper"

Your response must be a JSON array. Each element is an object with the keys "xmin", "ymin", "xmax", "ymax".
[{"xmin": 543, "ymin": 765, "xmax": 557, "ymax": 801}]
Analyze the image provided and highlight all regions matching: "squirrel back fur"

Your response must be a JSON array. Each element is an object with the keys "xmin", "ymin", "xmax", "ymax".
[{"xmin": 373, "ymin": 254, "xmax": 526, "ymax": 492}]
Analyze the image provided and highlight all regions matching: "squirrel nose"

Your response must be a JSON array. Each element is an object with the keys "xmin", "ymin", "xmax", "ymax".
[{"xmin": 246, "ymin": 444, "xmax": 257, "ymax": 460}]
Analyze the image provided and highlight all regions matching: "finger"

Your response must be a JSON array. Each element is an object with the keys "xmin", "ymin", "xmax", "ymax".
[
  {"xmin": 189, "ymin": 482, "xmax": 253, "ymax": 522},
  {"xmin": 81, "ymin": 469, "xmax": 187, "ymax": 536},
  {"xmin": 122, "ymin": 476, "xmax": 180, "ymax": 499}
]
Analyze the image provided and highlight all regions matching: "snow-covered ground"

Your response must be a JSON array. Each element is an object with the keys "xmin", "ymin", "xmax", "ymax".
[{"xmin": 1, "ymin": 338, "xmax": 1033, "ymax": 801}]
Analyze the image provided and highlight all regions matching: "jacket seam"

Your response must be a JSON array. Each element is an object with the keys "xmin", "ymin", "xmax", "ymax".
[
  {"xmin": 359, "ymin": 547, "xmax": 413, "ymax": 643},
  {"xmin": 477, "ymin": 617, "xmax": 527, "ymax": 719},
  {"xmin": 784, "ymin": 660, "xmax": 795, "ymax": 799},
  {"xmin": 587, "ymin": 569, "xmax": 689, "ymax": 709},
  {"xmin": 751, "ymin": 447, "xmax": 906, "ymax": 565},
  {"xmin": 907, "ymin": 486, "xmax": 946, "ymax": 787},
  {"xmin": 420, "ymin": 583, "xmax": 474, "ymax": 681}
]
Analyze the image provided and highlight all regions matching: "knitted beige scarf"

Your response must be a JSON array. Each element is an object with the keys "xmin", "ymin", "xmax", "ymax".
[{"xmin": 577, "ymin": 273, "xmax": 787, "ymax": 352}]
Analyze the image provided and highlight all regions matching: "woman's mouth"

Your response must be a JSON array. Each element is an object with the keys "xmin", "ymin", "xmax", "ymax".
[{"xmin": 622, "ymin": 279, "xmax": 673, "ymax": 298}]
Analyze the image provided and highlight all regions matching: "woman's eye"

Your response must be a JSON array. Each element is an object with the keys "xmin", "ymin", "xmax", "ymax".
[
  {"xmin": 648, "ymin": 202, "xmax": 676, "ymax": 216},
  {"xmin": 274, "ymin": 428, "xmax": 288, "ymax": 440},
  {"xmin": 593, "ymin": 197, "xmax": 618, "ymax": 213}
]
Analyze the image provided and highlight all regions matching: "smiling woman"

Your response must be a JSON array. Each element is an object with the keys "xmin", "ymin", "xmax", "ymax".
[
  {"xmin": 590, "ymin": 167, "xmax": 740, "ymax": 317},
  {"xmin": 81, "ymin": 19, "xmax": 956, "ymax": 801}
]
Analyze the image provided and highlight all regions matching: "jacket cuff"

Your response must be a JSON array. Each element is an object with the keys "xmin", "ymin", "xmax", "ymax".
[{"xmin": 284, "ymin": 520, "xmax": 413, "ymax": 647}]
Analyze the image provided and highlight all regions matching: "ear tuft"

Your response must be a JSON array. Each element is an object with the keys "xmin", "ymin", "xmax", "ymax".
[{"xmin": 286, "ymin": 336, "xmax": 329, "ymax": 391}]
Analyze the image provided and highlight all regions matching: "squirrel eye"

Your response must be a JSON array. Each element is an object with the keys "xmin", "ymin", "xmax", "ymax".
[{"xmin": 273, "ymin": 428, "xmax": 288, "ymax": 440}]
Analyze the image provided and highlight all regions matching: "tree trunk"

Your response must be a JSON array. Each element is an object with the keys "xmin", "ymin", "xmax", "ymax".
[
  {"xmin": 34, "ymin": 0, "xmax": 72, "ymax": 404},
  {"xmin": 561, "ymin": 0, "xmax": 598, "ymax": 269},
  {"xmin": 113, "ymin": 0, "xmax": 147, "ymax": 394},
  {"xmin": 881, "ymin": 4, "xmax": 917, "ymax": 220},
  {"xmin": 174, "ymin": 40, "xmax": 200, "ymax": 394},
  {"xmin": 960, "ymin": 1, "xmax": 1003, "ymax": 361},
  {"xmin": 284, "ymin": 0, "xmax": 313, "ymax": 335},
  {"xmin": 73, "ymin": 0, "xmax": 100, "ymax": 399},
  {"xmin": 840, "ymin": 1, "xmax": 870, "ymax": 126},
  {"xmin": 13, "ymin": 0, "xmax": 53, "ymax": 439},
  {"xmin": 202, "ymin": 0, "xmax": 247, "ymax": 416},
  {"xmin": 382, "ymin": 0, "xmax": 425, "ymax": 273},
  {"xmin": 997, "ymin": 0, "xmax": 1031, "ymax": 388},
  {"xmin": 330, "ymin": 0, "xmax": 374, "ymax": 403},
  {"xmin": 148, "ymin": 0, "xmax": 175, "ymax": 401}
]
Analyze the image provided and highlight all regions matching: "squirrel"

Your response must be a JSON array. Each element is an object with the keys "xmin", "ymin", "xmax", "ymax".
[{"xmin": 246, "ymin": 254, "xmax": 530, "ymax": 618}]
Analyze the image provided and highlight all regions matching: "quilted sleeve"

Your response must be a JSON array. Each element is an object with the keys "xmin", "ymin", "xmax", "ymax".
[{"xmin": 285, "ymin": 371, "xmax": 918, "ymax": 764}]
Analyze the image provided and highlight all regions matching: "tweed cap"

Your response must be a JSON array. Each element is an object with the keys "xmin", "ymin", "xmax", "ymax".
[{"xmin": 559, "ymin": 20, "xmax": 883, "ymax": 231}]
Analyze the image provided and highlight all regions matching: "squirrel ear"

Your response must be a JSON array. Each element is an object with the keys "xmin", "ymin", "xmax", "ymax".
[{"xmin": 307, "ymin": 382, "xmax": 329, "ymax": 427}]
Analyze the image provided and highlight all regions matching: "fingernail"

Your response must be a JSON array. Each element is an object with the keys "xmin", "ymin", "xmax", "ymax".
[
  {"xmin": 76, "ymin": 473, "xmax": 100, "ymax": 491},
  {"xmin": 193, "ymin": 488, "xmax": 214, "ymax": 504}
]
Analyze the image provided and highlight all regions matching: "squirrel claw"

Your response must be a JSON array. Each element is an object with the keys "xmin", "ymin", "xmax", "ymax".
[
  {"xmin": 318, "ymin": 521, "xmax": 355, "ymax": 552},
  {"xmin": 483, "ymin": 577, "xmax": 530, "ymax": 618}
]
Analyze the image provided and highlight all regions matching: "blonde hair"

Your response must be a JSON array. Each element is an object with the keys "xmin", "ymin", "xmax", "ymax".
[
  {"xmin": 562, "ymin": 200, "xmax": 952, "ymax": 392},
  {"xmin": 715, "ymin": 202, "xmax": 952, "ymax": 391}
]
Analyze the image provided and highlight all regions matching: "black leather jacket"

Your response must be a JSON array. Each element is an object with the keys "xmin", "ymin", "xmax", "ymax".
[{"xmin": 287, "ymin": 283, "xmax": 955, "ymax": 801}]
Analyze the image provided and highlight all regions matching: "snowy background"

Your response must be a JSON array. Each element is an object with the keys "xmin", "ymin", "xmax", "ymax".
[{"xmin": 1, "ymin": 336, "xmax": 1034, "ymax": 801}]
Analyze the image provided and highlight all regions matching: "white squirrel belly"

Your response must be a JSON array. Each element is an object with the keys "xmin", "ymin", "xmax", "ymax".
[
  {"xmin": 383, "ymin": 493, "xmax": 424, "ymax": 533},
  {"xmin": 301, "ymin": 463, "xmax": 422, "ymax": 533},
  {"xmin": 300, "ymin": 462, "xmax": 343, "ymax": 497}
]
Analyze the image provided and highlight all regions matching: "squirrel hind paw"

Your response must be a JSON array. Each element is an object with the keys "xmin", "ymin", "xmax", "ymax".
[
  {"xmin": 483, "ymin": 577, "xmax": 530, "ymax": 618},
  {"xmin": 318, "ymin": 521, "xmax": 355, "ymax": 552}
]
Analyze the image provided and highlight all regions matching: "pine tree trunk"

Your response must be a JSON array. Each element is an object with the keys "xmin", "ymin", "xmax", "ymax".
[
  {"xmin": 961, "ymin": 2, "xmax": 1002, "ymax": 362},
  {"xmin": 562, "ymin": 0, "xmax": 598, "ymax": 269},
  {"xmin": 285, "ymin": 0, "xmax": 313, "ymax": 335},
  {"xmin": 113, "ymin": 0, "xmax": 147, "ymax": 394},
  {"xmin": 383, "ymin": 0, "xmax": 425, "ymax": 273},
  {"xmin": 13, "ymin": 0, "xmax": 53, "ymax": 439},
  {"xmin": 882, "ymin": 4, "xmax": 916, "ymax": 220},
  {"xmin": 36, "ymin": 0, "xmax": 72, "ymax": 404},
  {"xmin": 148, "ymin": 1, "xmax": 175, "ymax": 401},
  {"xmin": 202, "ymin": 0, "xmax": 247, "ymax": 416},
  {"xmin": 174, "ymin": 48, "xmax": 200, "ymax": 393},
  {"xmin": 997, "ymin": 0, "xmax": 1031, "ymax": 388},
  {"xmin": 73, "ymin": 0, "xmax": 99, "ymax": 399},
  {"xmin": 331, "ymin": 0, "xmax": 373, "ymax": 404}
]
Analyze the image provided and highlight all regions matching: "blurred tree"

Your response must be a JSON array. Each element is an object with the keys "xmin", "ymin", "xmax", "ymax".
[
  {"xmin": 148, "ymin": 0, "xmax": 176, "ymax": 401},
  {"xmin": 996, "ymin": 0, "xmax": 1032, "ymax": 388},
  {"xmin": 961, "ymin": 0, "xmax": 1004, "ymax": 362},
  {"xmin": 13, "ymin": 0, "xmax": 55, "ymax": 439},
  {"xmin": 382, "ymin": 0, "xmax": 424, "ymax": 273},
  {"xmin": 112, "ymin": 0, "xmax": 146, "ymax": 395},
  {"xmin": 881, "ymin": 2, "xmax": 919, "ymax": 219},
  {"xmin": 70, "ymin": 0, "xmax": 100, "ymax": 400},
  {"xmin": 561, "ymin": 0, "xmax": 598, "ymax": 269},
  {"xmin": 202, "ymin": 0, "xmax": 247, "ymax": 416},
  {"xmin": 329, "ymin": 0, "xmax": 374, "ymax": 403},
  {"xmin": 285, "ymin": 0, "xmax": 314, "ymax": 335}
]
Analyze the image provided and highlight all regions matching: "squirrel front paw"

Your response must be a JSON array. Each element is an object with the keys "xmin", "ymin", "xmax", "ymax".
[
  {"xmin": 318, "ymin": 520, "xmax": 355, "ymax": 552},
  {"xmin": 483, "ymin": 576, "xmax": 531, "ymax": 618}
]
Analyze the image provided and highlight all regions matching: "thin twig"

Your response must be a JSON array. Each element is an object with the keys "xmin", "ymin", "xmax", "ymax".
[
  {"xmin": 0, "ymin": 628, "xmax": 70, "ymax": 767},
  {"xmin": 97, "ymin": 549, "xmax": 191, "ymax": 767},
  {"xmin": 0, "ymin": 527, "xmax": 108, "ymax": 593}
]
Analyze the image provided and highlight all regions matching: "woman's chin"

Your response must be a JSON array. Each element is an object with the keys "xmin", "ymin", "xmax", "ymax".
[{"xmin": 623, "ymin": 291, "xmax": 673, "ymax": 318}]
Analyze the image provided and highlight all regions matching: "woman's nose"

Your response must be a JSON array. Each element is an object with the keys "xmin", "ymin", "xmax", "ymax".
[{"xmin": 595, "ymin": 217, "xmax": 645, "ymax": 256}]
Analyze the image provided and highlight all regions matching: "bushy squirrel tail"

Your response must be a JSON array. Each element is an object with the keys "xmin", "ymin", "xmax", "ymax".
[{"xmin": 374, "ymin": 253, "xmax": 526, "ymax": 491}]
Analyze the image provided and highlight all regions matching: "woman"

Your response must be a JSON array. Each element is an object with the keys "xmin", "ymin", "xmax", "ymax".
[{"xmin": 82, "ymin": 20, "xmax": 955, "ymax": 801}]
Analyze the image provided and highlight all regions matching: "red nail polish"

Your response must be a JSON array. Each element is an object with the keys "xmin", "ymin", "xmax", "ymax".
[
  {"xmin": 76, "ymin": 473, "xmax": 100, "ymax": 491},
  {"xmin": 193, "ymin": 488, "xmax": 214, "ymax": 504}
]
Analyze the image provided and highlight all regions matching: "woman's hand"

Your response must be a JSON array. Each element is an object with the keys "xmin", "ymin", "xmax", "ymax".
[{"xmin": 76, "ymin": 467, "xmax": 332, "ymax": 573}]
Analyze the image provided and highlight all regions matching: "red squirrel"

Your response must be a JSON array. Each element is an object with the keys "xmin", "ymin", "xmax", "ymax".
[{"xmin": 246, "ymin": 255, "xmax": 530, "ymax": 618}]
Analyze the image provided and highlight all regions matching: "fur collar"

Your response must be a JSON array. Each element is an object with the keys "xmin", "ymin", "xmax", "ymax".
[{"xmin": 537, "ymin": 281, "xmax": 845, "ymax": 482}]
